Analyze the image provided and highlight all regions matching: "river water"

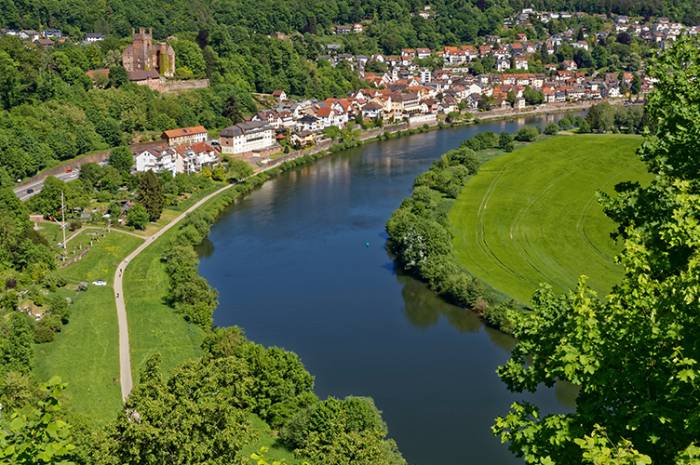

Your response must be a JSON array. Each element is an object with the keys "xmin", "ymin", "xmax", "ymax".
[{"xmin": 199, "ymin": 115, "xmax": 577, "ymax": 465}]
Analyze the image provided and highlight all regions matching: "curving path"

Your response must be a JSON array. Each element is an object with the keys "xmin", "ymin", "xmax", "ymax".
[
  {"xmin": 111, "ymin": 151, "xmax": 314, "ymax": 401},
  {"xmin": 113, "ymin": 183, "xmax": 234, "ymax": 401}
]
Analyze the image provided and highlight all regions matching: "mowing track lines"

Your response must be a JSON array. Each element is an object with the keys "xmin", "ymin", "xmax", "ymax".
[
  {"xmin": 474, "ymin": 166, "xmax": 530, "ymax": 284},
  {"xmin": 507, "ymin": 165, "xmax": 579, "ymax": 290}
]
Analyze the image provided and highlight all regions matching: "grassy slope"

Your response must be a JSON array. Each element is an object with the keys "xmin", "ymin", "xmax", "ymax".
[
  {"xmin": 33, "ymin": 231, "xmax": 143, "ymax": 424},
  {"xmin": 449, "ymin": 134, "xmax": 650, "ymax": 304}
]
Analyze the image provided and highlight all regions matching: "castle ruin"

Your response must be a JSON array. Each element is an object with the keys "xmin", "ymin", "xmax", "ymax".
[{"xmin": 122, "ymin": 27, "xmax": 175, "ymax": 78}]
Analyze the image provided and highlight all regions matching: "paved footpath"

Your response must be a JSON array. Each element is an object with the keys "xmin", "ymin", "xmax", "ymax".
[
  {"xmin": 112, "ymin": 153, "xmax": 310, "ymax": 401},
  {"xmin": 113, "ymin": 183, "xmax": 234, "ymax": 401}
]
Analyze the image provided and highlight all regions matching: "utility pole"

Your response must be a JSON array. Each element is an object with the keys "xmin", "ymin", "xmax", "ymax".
[{"xmin": 61, "ymin": 191, "xmax": 66, "ymax": 249}]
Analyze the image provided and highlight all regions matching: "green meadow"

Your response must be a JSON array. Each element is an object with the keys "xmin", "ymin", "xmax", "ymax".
[{"xmin": 449, "ymin": 134, "xmax": 651, "ymax": 304}]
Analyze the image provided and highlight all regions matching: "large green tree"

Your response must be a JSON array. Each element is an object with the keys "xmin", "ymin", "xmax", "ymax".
[
  {"xmin": 137, "ymin": 170, "xmax": 165, "ymax": 221},
  {"xmin": 108, "ymin": 146, "xmax": 133, "ymax": 174},
  {"xmin": 493, "ymin": 36, "xmax": 700, "ymax": 465}
]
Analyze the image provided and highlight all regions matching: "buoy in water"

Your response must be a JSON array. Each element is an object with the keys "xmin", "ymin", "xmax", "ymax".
[{"xmin": 364, "ymin": 241, "xmax": 370, "ymax": 247}]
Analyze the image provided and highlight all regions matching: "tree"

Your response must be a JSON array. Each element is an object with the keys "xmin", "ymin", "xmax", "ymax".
[
  {"xmin": 514, "ymin": 126, "xmax": 539, "ymax": 142},
  {"xmin": 281, "ymin": 397, "xmax": 405, "ymax": 465},
  {"xmin": 0, "ymin": 378, "xmax": 77, "ymax": 465},
  {"xmin": 108, "ymin": 146, "xmax": 133, "ymax": 174},
  {"xmin": 97, "ymin": 356, "xmax": 255, "ymax": 465},
  {"xmin": 499, "ymin": 132, "xmax": 515, "ymax": 152},
  {"xmin": 586, "ymin": 102, "xmax": 616, "ymax": 133},
  {"xmin": 386, "ymin": 209, "xmax": 451, "ymax": 270},
  {"xmin": 630, "ymin": 73, "xmax": 641, "ymax": 95},
  {"xmin": 493, "ymin": 36, "xmax": 700, "ymax": 465},
  {"xmin": 79, "ymin": 162, "xmax": 103, "ymax": 190},
  {"xmin": 573, "ymin": 48, "xmax": 593, "ymax": 69},
  {"xmin": 477, "ymin": 94, "xmax": 495, "ymax": 111},
  {"xmin": 108, "ymin": 65, "xmax": 128, "ymax": 88},
  {"xmin": 29, "ymin": 177, "xmax": 71, "ymax": 219},
  {"xmin": 0, "ymin": 50, "xmax": 23, "ymax": 110},
  {"xmin": 543, "ymin": 123, "xmax": 559, "ymax": 135},
  {"xmin": 126, "ymin": 203, "xmax": 149, "ymax": 230},
  {"xmin": 523, "ymin": 86, "xmax": 544, "ymax": 105},
  {"xmin": 226, "ymin": 158, "xmax": 253, "ymax": 182},
  {"xmin": 137, "ymin": 171, "xmax": 165, "ymax": 221},
  {"xmin": 171, "ymin": 39, "xmax": 207, "ymax": 79}
]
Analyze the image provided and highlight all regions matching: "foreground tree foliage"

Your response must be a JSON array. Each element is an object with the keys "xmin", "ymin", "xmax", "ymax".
[
  {"xmin": 0, "ymin": 379, "xmax": 77, "ymax": 465},
  {"xmin": 493, "ymin": 37, "xmax": 700, "ymax": 465},
  {"xmin": 282, "ymin": 397, "xmax": 405, "ymax": 465},
  {"xmin": 90, "ymin": 328, "xmax": 403, "ymax": 465}
]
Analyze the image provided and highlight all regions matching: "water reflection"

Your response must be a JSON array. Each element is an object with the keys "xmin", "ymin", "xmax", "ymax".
[
  {"xmin": 398, "ymin": 272, "xmax": 482, "ymax": 333},
  {"xmin": 201, "ymin": 112, "xmax": 586, "ymax": 465}
]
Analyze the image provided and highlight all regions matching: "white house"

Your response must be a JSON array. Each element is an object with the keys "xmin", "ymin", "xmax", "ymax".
[
  {"xmin": 134, "ymin": 146, "xmax": 181, "ymax": 176},
  {"xmin": 496, "ymin": 56, "xmax": 511, "ymax": 72},
  {"xmin": 175, "ymin": 142, "xmax": 219, "ymax": 173},
  {"xmin": 84, "ymin": 33, "xmax": 105, "ymax": 43},
  {"xmin": 296, "ymin": 115, "xmax": 322, "ymax": 132},
  {"xmin": 514, "ymin": 56, "xmax": 529, "ymax": 71},
  {"xmin": 220, "ymin": 121, "xmax": 275, "ymax": 155},
  {"xmin": 361, "ymin": 101, "xmax": 384, "ymax": 119}
]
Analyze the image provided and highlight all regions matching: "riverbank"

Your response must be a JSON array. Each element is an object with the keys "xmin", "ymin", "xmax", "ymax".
[
  {"xmin": 35, "ymin": 108, "xmax": 584, "ymax": 423},
  {"xmin": 14, "ymin": 99, "xmax": 608, "ymax": 199},
  {"xmin": 385, "ymin": 130, "xmax": 648, "ymax": 333}
]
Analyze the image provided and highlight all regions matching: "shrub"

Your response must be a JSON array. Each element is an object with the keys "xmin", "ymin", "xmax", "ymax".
[
  {"xmin": 386, "ymin": 209, "xmax": 451, "ymax": 270},
  {"xmin": 544, "ymin": 123, "xmax": 560, "ymax": 135},
  {"xmin": 281, "ymin": 397, "xmax": 405, "ymax": 465},
  {"xmin": 126, "ymin": 204, "xmax": 149, "ymax": 230},
  {"xmin": 33, "ymin": 315, "xmax": 62, "ymax": 343},
  {"xmin": 462, "ymin": 131, "xmax": 499, "ymax": 151},
  {"xmin": 515, "ymin": 126, "xmax": 540, "ymax": 142}
]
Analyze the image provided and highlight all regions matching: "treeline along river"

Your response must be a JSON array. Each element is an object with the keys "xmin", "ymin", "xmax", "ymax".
[{"xmin": 198, "ymin": 115, "xmax": 579, "ymax": 465}]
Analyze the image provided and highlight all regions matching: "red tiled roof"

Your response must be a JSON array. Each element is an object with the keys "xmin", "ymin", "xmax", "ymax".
[
  {"xmin": 163, "ymin": 126, "xmax": 208, "ymax": 139},
  {"xmin": 315, "ymin": 106, "xmax": 333, "ymax": 117}
]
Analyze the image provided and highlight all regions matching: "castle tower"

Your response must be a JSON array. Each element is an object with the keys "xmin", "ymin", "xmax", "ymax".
[{"xmin": 122, "ymin": 27, "xmax": 175, "ymax": 78}]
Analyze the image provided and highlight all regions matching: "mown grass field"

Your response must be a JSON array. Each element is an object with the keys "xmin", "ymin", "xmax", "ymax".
[
  {"xmin": 123, "ymin": 230, "xmax": 206, "ymax": 381},
  {"xmin": 33, "ymin": 231, "xmax": 143, "ymax": 424},
  {"xmin": 449, "ymin": 134, "xmax": 650, "ymax": 304}
]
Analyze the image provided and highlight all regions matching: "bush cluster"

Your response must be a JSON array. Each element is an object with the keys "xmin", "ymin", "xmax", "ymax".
[{"xmin": 386, "ymin": 133, "xmax": 528, "ymax": 332}]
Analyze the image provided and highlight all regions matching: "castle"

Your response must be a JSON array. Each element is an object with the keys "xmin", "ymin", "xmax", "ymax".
[{"xmin": 122, "ymin": 27, "xmax": 175, "ymax": 78}]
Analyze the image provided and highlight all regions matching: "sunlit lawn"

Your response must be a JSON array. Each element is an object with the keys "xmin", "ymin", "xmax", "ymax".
[{"xmin": 33, "ymin": 231, "xmax": 143, "ymax": 425}]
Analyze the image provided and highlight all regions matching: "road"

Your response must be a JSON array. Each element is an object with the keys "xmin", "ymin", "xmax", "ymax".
[
  {"xmin": 113, "ymin": 183, "xmax": 235, "ymax": 401},
  {"xmin": 15, "ymin": 169, "xmax": 81, "ymax": 201}
]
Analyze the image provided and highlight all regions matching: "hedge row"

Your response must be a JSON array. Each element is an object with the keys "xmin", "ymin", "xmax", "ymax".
[{"xmin": 385, "ymin": 131, "xmax": 542, "ymax": 333}]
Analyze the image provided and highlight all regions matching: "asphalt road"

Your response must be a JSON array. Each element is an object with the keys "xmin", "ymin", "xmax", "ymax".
[{"xmin": 14, "ymin": 169, "xmax": 81, "ymax": 201}]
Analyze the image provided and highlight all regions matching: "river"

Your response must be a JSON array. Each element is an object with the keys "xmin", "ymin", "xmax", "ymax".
[{"xmin": 199, "ymin": 115, "xmax": 578, "ymax": 465}]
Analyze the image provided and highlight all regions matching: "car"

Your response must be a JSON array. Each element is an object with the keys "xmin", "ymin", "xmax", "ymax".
[
  {"xmin": 92, "ymin": 280, "xmax": 107, "ymax": 286},
  {"xmin": 65, "ymin": 167, "xmax": 73, "ymax": 173},
  {"xmin": 26, "ymin": 188, "xmax": 34, "ymax": 194}
]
